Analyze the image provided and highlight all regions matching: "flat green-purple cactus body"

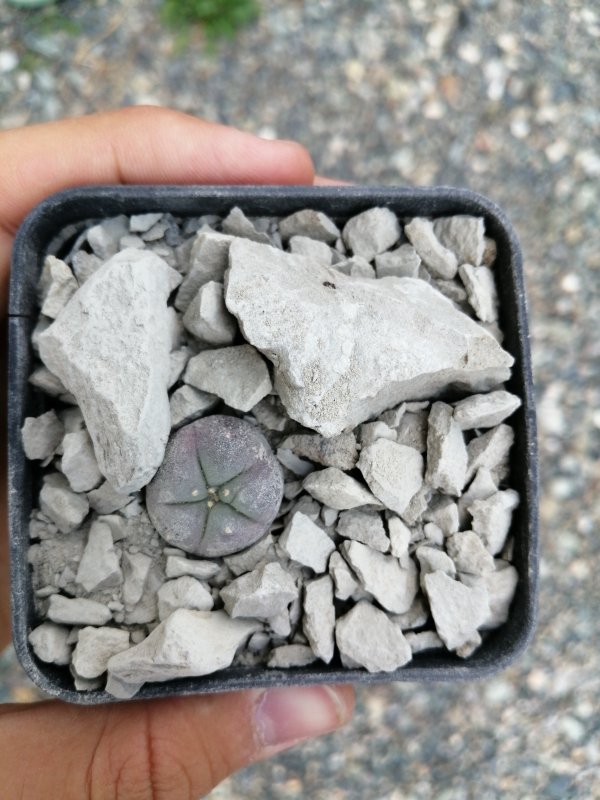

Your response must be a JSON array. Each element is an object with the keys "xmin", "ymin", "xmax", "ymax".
[{"xmin": 146, "ymin": 415, "xmax": 284, "ymax": 557}]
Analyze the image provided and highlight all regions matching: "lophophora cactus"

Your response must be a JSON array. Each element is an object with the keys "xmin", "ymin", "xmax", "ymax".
[{"xmin": 146, "ymin": 415, "xmax": 284, "ymax": 557}]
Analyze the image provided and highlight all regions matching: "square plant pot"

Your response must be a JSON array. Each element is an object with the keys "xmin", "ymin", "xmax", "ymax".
[{"xmin": 8, "ymin": 185, "xmax": 539, "ymax": 704}]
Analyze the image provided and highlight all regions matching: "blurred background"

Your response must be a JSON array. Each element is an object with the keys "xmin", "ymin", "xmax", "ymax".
[{"xmin": 1, "ymin": 1, "xmax": 599, "ymax": 797}]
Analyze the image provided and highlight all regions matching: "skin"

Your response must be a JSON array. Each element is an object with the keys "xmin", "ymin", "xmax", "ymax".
[{"xmin": 0, "ymin": 106, "xmax": 354, "ymax": 800}]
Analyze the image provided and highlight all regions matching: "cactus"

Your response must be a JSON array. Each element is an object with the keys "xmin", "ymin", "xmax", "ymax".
[{"xmin": 146, "ymin": 415, "xmax": 284, "ymax": 557}]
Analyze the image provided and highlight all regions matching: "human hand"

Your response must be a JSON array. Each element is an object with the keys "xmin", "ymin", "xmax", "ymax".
[{"xmin": 0, "ymin": 107, "xmax": 354, "ymax": 799}]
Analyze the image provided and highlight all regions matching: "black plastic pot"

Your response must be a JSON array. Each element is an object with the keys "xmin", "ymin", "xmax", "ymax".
[{"xmin": 8, "ymin": 185, "xmax": 539, "ymax": 704}]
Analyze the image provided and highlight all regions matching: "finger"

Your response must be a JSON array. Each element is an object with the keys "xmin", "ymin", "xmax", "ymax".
[
  {"xmin": 0, "ymin": 106, "xmax": 315, "ymax": 238},
  {"xmin": 313, "ymin": 175, "xmax": 352, "ymax": 185},
  {"xmin": 0, "ymin": 684, "xmax": 355, "ymax": 798}
]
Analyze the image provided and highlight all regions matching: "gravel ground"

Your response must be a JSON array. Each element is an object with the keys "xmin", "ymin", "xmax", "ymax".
[{"xmin": 1, "ymin": 1, "xmax": 599, "ymax": 797}]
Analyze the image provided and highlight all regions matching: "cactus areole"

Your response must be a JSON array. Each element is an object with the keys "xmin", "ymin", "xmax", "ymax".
[{"xmin": 146, "ymin": 415, "xmax": 284, "ymax": 557}]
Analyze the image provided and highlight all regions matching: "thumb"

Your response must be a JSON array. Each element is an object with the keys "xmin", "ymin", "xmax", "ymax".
[{"xmin": 0, "ymin": 684, "xmax": 354, "ymax": 798}]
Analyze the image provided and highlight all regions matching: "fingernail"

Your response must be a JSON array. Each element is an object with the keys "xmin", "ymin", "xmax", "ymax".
[{"xmin": 254, "ymin": 685, "xmax": 349, "ymax": 749}]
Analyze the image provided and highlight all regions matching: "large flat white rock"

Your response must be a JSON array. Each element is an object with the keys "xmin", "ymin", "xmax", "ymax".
[
  {"xmin": 106, "ymin": 608, "xmax": 260, "ymax": 684},
  {"xmin": 225, "ymin": 240, "xmax": 513, "ymax": 437},
  {"xmin": 341, "ymin": 540, "xmax": 418, "ymax": 614},
  {"xmin": 303, "ymin": 575, "xmax": 335, "ymax": 663},
  {"xmin": 335, "ymin": 600, "xmax": 412, "ymax": 672},
  {"xmin": 38, "ymin": 249, "xmax": 178, "ymax": 492},
  {"xmin": 423, "ymin": 571, "xmax": 490, "ymax": 651},
  {"xmin": 357, "ymin": 439, "xmax": 424, "ymax": 515},
  {"xmin": 279, "ymin": 512, "xmax": 336, "ymax": 573}
]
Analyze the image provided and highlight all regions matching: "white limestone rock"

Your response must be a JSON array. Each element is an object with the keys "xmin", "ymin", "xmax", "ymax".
[
  {"xmin": 28, "ymin": 621, "xmax": 72, "ymax": 665},
  {"xmin": 389, "ymin": 596, "xmax": 430, "ymax": 631},
  {"xmin": 31, "ymin": 315, "xmax": 52, "ymax": 356},
  {"xmin": 182, "ymin": 280, "xmax": 238, "ymax": 345},
  {"xmin": 38, "ymin": 256, "xmax": 78, "ymax": 319},
  {"xmin": 478, "ymin": 562, "xmax": 519, "ymax": 628},
  {"xmin": 38, "ymin": 249, "xmax": 178, "ymax": 493},
  {"xmin": 321, "ymin": 506, "xmax": 339, "ymax": 527},
  {"xmin": 387, "ymin": 516, "xmax": 412, "ymax": 563},
  {"xmin": 303, "ymin": 575, "xmax": 335, "ymax": 663},
  {"xmin": 21, "ymin": 410, "xmax": 64, "ymax": 461},
  {"xmin": 58, "ymin": 407, "xmax": 85, "ymax": 438},
  {"xmin": 337, "ymin": 510, "xmax": 389, "ymax": 553},
  {"xmin": 401, "ymin": 484, "xmax": 432, "ymax": 526},
  {"xmin": 267, "ymin": 644, "xmax": 318, "ymax": 668},
  {"xmin": 165, "ymin": 555, "xmax": 221, "ymax": 581},
  {"xmin": 106, "ymin": 608, "xmax": 260, "ymax": 685},
  {"xmin": 28, "ymin": 365, "xmax": 70, "ymax": 399},
  {"xmin": 157, "ymin": 576, "xmax": 214, "ymax": 621},
  {"xmin": 395, "ymin": 409, "xmax": 429, "ymax": 452},
  {"xmin": 303, "ymin": 467, "xmax": 380, "ymax": 510},
  {"xmin": 39, "ymin": 473, "xmax": 89, "ymax": 534},
  {"xmin": 333, "ymin": 256, "xmax": 376, "ymax": 279},
  {"xmin": 469, "ymin": 489, "xmax": 520, "ymax": 555},
  {"xmin": 279, "ymin": 512, "xmax": 336, "ymax": 573},
  {"xmin": 422, "ymin": 496, "xmax": 460, "ymax": 536},
  {"xmin": 423, "ymin": 522, "xmax": 444, "ymax": 547},
  {"xmin": 342, "ymin": 540, "xmax": 418, "ymax": 614},
  {"xmin": 76, "ymin": 520, "xmax": 123, "ymax": 593},
  {"xmin": 175, "ymin": 231, "xmax": 234, "ymax": 311},
  {"xmin": 87, "ymin": 481, "xmax": 132, "ymax": 515},
  {"xmin": 453, "ymin": 390, "xmax": 522, "ymax": 430},
  {"xmin": 277, "ymin": 448, "xmax": 315, "ymax": 477},
  {"xmin": 169, "ymin": 384, "xmax": 219, "ymax": 429},
  {"xmin": 375, "ymin": 244, "xmax": 421, "ymax": 278},
  {"xmin": 433, "ymin": 279, "xmax": 468, "ymax": 305},
  {"xmin": 455, "ymin": 632, "xmax": 482, "ymax": 659},
  {"xmin": 466, "ymin": 424, "xmax": 515, "ymax": 484},
  {"xmin": 279, "ymin": 209, "xmax": 340, "ymax": 243},
  {"xmin": 86, "ymin": 216, "xmax": 129, "ymax": 259},
  {"xmin": 358, "ymin": 440, "xmax": 424, "ymax": 516},
  {"xmin": 415, "ymin": 545, "xmax": 456, "ymax": 578},
  {"xmin": 458, "ymin": 467, "xmax": 498, "ymax": 526},
  {"xmin": 104, "ymin": 673, "xmax": 145, "ymax": 699},
  {"xmin": 61, "ymin": 430, "xmax": 103, "ymax": 492},
  {"xmin": 47, "ymin": 594, "xmax": 112, "ymax": 626},
  {"xmin": 425, "ymin": 402, "xmax": 468, "ymax": 496},
  {"xmin": 121, "ymin": 551, "xmax": 153, "ymax": 607},
  {"xmin": 268, "ymin": 608, "xmax": 292, "ymax": 638},
  {"xmin": 247, "ymin": 631, "xmax": 270, "ymax": 652},
  {"xmin": 336, "ymin": 600, "xmax": 412, "ymax": 672},
  {"xmin": 224, "ymin": 240, "xmax": 513, "ymax": 437},
  {"xmin": 289, "ymin": 235, "xmax": 333, "ymax": 264},
  {"xmin": 168, "ymin": 346, "xmax": 193, "ymax": 389},
  {"xmin": 287, "ymin": 495, "xmax": 321, "ymax": 522},
  {"xmin": 405, "ymin": 630, "xmax": 445, "ymax": 653},
  {"xmin": 459, "ymin": 264, "xmax": 498, "ymax": 323},
  {"xmin": 183, "ymin": 344, "xmax": 272, "ymax": 412},
  {"xmin": 423, "ymin": 571, "xmax": 490, "ymax": 651},
  {"xmin": 72, "ymin": 626, "xmax": 131, "ymax": 679},
  {"xmin": 446, "ymin": 531, "xmax": 496, "ymax": 575},
  {"xmin": 250, "ymin": 396, "xmax": 290, "ymax": 432},
  {"xmin": 71, "ymin": 251, "xmax": 103, "ymax": 285},
  {"xmin": 433, "ymin": 216, "xmax": 485, "ymax": 266},
  {"xmin": 222, "ymin": 207, "xmax": 271, "ymax": 243},
  {"xmin": 342, "ymin": 207, "xmax": 401, "ymax": 260},
  {"xmin": 359, "ymin": 421, "xmax": 397, "ymax": 448},
  {"xmin": 220, "ymin": 562, "xmax": 297, "ymax": 619},
  {"xmin": 166, "ymin": 306, "xmax": 184, "ymax": 351},
  {"xmin": 404, "ymin": 218, "xmax": 458, "ymax": 279},
  {"xmin": 280, "ymin": 432, "xmax": 358, "ymax": 471},
  {"xmin": 123, "ymin": 560, "xmax": 164, "ymax": 625},
  {"xmin": 329, "ymin": 551, "xmax": 360, "ymax": 601},
  {"xmin": 130, "ymin": 212, "xmax": 163, "ymax": 233},
  {"xmin": 224, "ymin": 534, "xmax": 275, "ymax": 577}
]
